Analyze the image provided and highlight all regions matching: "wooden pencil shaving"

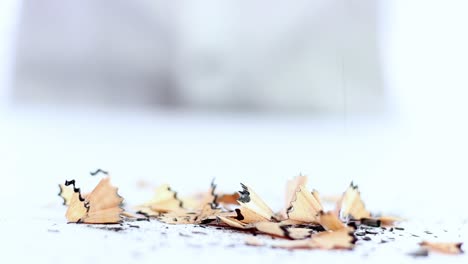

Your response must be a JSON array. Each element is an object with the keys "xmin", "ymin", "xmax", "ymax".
[
  {"xmin": 214, "ymin": 184, "xmax": 279, "ymax": 228},
  {"xmin": 237, "ymin": 183, "xmax": 278, "ymax": 222},
  {"xmin": 283, "ymin": 175, "xmax": 308, "ymax": 218},
  {"xmin": 254, "ymin": 222, "xmax": 313, "ymax": 240},
  {"xmin": 270, "ymin": 229, "xmax": 356, "ymax": 250},
  {"xmin": 158, "ymin": 204, "xmax": 225, "ymax": 225},
  {"xmin": 179, "ymin": 181, "xmax": 217, "ymax": 211},
  {"xmin": 318, "ymin": 211, "xmax": 347, "ymax": 231},
  {"xmin": 216, "ymin": 193, "xmax": 240, "ymax": 205},
  {"xmin": 217, "ymin": 215, "xmax": 252, "ymax": 229},
  {"xmin": 64, "ymin": 177, "xmax": 124, "ymax": 224},
  {"xmin": 378, "ymin": 216, "xmax": 404, "ymax": 226},
  {"xmin": 58, "ymin": 173, "xmax": 464, "ymax": 257},
  {"xmin": 420, "ymin": 241, "xmax": 464, "ymax": 255},
  {"xmin": 287, "ymin": 185, "xmax": 323, "ymax": 223},
  {"xmin": 58, "ymin": 169, "xmax": 111, "ymax": 206},
  {"xmin": 137, "ymin": 184, "xmax": 184, "ymax": 214},
  {"xmin": 336, "ymin": 182, "xmax": 371, "ymax": 221},
  {"xmin": 58, "ymin": 183, "xmax": 75, "ymax": 206}
]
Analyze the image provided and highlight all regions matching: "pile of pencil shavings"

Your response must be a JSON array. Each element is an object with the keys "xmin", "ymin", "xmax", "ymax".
[{"xmin": 58, "ymin": 171, "xmax": 463, "ymax": 255}]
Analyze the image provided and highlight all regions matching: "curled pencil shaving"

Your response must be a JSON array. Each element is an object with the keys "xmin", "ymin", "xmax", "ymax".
[
  {"xmin": 59, "ymin": 172, "xmax": 405, "ymax": 252},
  {"xmin": 283, "ymin": 175, "xmax": 308, "ymax": 218},
  {"xmin": 138, "ymin": 179, "xmax": 239, "ymax": 216},
  {"xmin": 158, "ymin": 204, "xmax": 230, "ymax": 225},
  {"xmin": 65, "ymin": 177, "xmax": 123, "ymax": 224},
  {"xmin": 237, "ymin": 184, "xmax": 278, "ymax": 223},
  {"xmin": 58, "ymin": 183, "xmax": 75, "ymax": 206},
  {"xmin": 318, "ymin": 211, "xmax": 347, "ymax": 231},
  {"xmin": 219, "ymin": 186, "xmax": 330, "ymax": 239},
  {"xmin": 180, "ymin": 188, "xmax": 239, "ymax": 211},
  {"xmin": 137, "ymin": 184, "xmax": 184, "ymax": 214},
  {"xmin": 420, "ymin": 241, "xmax": 464, "ymax": 255},
  {"xmin": 58, "ymin": 170, "xmax": 110, "ymax": 206},
  {"xmin": 287, "ymin": 184, "xmax": 323, "ymax": 223},
  {"xmin": 334, "ymin": 182, "xmax": 402, "ymax": 227},
  {"xmin": 156, "ymin": 181, "xmax": 240, "ymax": 225},
  {"xmin": 336, "ymin": 182, "xmax": 371, "ymax": 221},
  {"xmin": 177, "ymin": 179, "xmax": 218, "ymax": 211},
  {"xmin": 217, "ymin": 215, "xmax": 251, "ymax": 229},
  {"xmin": 138, "ymin": 180, "xmax": 242, "ymax": 224}
]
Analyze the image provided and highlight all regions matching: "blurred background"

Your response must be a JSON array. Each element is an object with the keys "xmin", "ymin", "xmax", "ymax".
[
  {"xmin": 1, "ymin": 1, "xmax": 468, "ymax": 219},
  {"xmin": 12, "ymin": 0, "xmax": 384, "ymax": 112}
]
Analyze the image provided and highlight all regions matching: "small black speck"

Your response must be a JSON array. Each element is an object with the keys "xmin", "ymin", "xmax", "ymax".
[
  {"xmin": 365, "ymin": 229, "xmax": 379, "ymax": 235},
  {"xmin": 192, "ymin": 231, "xmax": 207, "ymax": 235},
  {"xmin": 179, "ymin": 232, "xmax": 191, "ymax": 238},
  {"xmin": 355, "ymin": 231, "xmax": 366, "ymax": 236},
  {"xmin": 90, "ymin": 226, "xmax": 125, "ymax": 232}
]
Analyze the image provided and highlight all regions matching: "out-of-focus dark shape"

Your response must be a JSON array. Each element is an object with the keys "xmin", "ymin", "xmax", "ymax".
[{"xmin": 13, "ymin": 0, "xmax": 384, "ymax": 113}]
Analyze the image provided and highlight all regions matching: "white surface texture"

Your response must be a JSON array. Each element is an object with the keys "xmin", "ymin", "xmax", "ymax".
[
  {"xmin": 2, "ymin": 199, "xmax": 468, "ymax": 264},
  {"xmin": 1, "ymin": 107, "xmax": 467, "ymax": 263}
]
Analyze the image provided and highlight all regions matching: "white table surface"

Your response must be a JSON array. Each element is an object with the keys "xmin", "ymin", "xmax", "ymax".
[{"xmin": 1, "ymin": 106, "xmax": 467, "ymax": 263}]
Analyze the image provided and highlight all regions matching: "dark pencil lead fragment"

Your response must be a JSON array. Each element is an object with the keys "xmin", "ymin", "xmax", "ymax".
[
  {"xmin": 64, "ymin": 179, "xmax": 86, "ymax": 202},
  {"xmin": 209, "ymin": 179, "xmax": 219, "ymax": 209},
  {"xmin": 234, "ymin": 208, "xmax": 245, "ymax": 221},
  {"xmin": 90, "ymin": 169, "xmax": 109, "ymax": 176},
  {"xmin": 238, "ymin": 183, "xmax": 251, "ymax": 203},
  {"xmin": 200, "ymin": 219, "xmax": 216, "ymax": 225},
  {"xmin": 361, "ymin": 218, "xmax": 381, "ymax": 227}
]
